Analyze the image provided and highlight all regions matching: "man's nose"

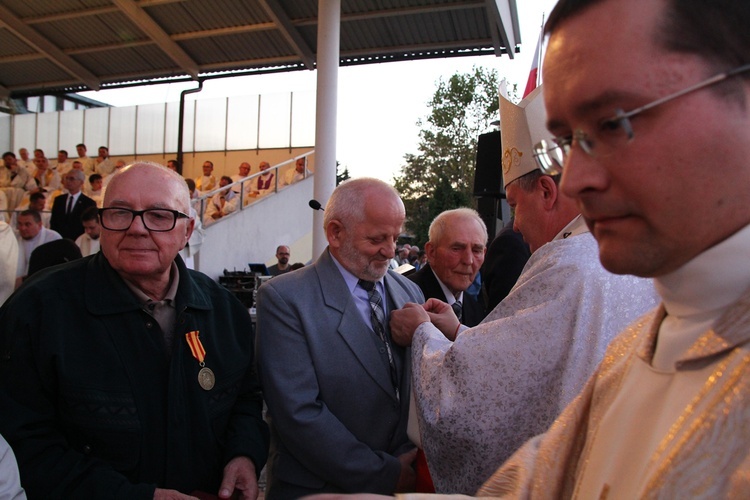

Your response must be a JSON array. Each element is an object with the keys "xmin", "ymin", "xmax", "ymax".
[{"xmin": 560, "ymin": 147, "xmax": 609, "ymax": 199}]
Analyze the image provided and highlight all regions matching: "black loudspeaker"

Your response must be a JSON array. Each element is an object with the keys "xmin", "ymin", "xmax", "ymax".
[
  {"xmin": 473, "ymin": 130, "xmax": 503, "ymax": 197},
  {"xmin": 475, "ymin": 197, "xmax": 499, "ymax": 240}
]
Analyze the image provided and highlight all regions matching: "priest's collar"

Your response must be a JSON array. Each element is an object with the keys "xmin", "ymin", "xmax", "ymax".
[
  {"xmin": 656, "ymin": 223, "xmax": 750, "ymax": 319},
  {"xmin": 553, "ymin": 214, "xmax": 589, "ymax": 242}
]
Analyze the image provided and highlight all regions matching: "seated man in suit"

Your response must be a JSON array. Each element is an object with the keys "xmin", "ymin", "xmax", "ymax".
[
  {"xmin": 256, "ymin": 178, "xmax": 424, "ymax": 499},
  {"xmin": 410, "ymin": 209, "xmax": 488, "ymax": 328},
  {"xmin": 50, "ymin": 170, "xmax": 96, "ymax": 240}
]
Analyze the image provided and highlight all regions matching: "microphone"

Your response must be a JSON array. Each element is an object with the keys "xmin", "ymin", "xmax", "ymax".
[{"xmin": 309, "ymin": 199, "xmax": 324, "ymax": 211}]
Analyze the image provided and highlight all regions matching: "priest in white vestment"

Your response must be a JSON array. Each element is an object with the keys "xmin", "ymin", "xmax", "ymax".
[
  {"xmin": 390, "ymin": 86, "xmax": 659, "ymax": 494},
  {"xmin": 0, "ymin": 222, "xmax": 18, "ymax": 305}
]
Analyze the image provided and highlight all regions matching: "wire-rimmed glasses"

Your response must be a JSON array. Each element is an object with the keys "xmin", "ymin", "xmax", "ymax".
[{"xmin": 533, "ymin": 62, "xmax": 750, "ymax": 175}]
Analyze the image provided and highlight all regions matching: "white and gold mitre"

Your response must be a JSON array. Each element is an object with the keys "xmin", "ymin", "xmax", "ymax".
[{"xmin": 499, "ymin": 85, "xmax": 549, "ymax": 188}]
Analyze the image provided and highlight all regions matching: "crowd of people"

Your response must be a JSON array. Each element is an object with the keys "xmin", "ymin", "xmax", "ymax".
[
  {"xmin": 182, "ymin": 156, "xmax": 308, "ymax": 226},
  {"xmin": 1, "ymin": 0, "xmax": 749, "ymax": 498},
  {"xmin": 0, "ymin": 150, "xmax": 310, "ymax": 289}
]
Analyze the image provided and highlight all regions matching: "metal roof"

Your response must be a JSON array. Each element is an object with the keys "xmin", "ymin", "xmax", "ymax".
[{"xmin": 0, "ymin": 0, "xmax": 521, "ymax": 98}]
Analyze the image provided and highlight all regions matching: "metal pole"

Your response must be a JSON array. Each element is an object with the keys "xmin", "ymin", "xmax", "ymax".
[{"xmin": 177, "ymin": 80, "xmax": 203, "ymax": 175}]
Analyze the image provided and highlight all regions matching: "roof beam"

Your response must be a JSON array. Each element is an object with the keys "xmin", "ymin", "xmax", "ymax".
[
  {"xmin": 257, "ymin": 0, "xmax": 315, "ymax": 70},
  {"xmin": 111, "ymin": 0, "xmax": 199, "ymax": 79},
  {"xmin": 294, "ymin": 1, "xmax": 485, "ymax": 26},
  {"xmin": 66, "ymin": 40, "xmax": 153, "ymax": 55},
  {"xmin": 342, "ymin": 41, "xmax": 499, "ymax": 59},
  {"xmin": 0, "ymin": 3, "xmax": 101, "ymax": 90},
  {"xmin": 24, "ymin": 0, "xmax": 182, "ymax": 24},
  {"xmin": 0, "ymin": 53, "xmax": 46, "ymax": 63},
  {"xmin": 24, "ymin": 6, "xmax": 119, "ymax": 24},
  {"xmin": 486, "ymin": 0, "xmax": 518, "ymax": 59},
  {"xmin": 171, "ymin": 22, "xmax": 277, "ymax": 41}
]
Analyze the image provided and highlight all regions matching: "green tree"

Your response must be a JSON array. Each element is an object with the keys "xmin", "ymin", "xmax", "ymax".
[
  {"xmin": 393, "ymin": 66, "xmax": 507, "ymax": 246},
  {"xmin": 336, "ymin": 161, "xmax": 351, "ymax": 185}
]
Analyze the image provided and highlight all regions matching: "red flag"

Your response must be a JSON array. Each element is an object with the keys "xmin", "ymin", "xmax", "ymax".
[{"xmin": 523, "ymin": 33, "xmax": 543, "ymax": 98}]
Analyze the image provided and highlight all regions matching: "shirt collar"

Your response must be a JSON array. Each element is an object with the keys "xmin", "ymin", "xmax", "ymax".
[
  {"xmin": 124, "ymin": 261, "xmax": 180, "ymax": 305},
  {"xmin": 656, "ymin": 223, "xmax": 750, "ymax": 319},
  {"xmin": 430, "ymin": 267, "xmax": 462, "ymax": 304},
  {"xmin": 552, "ymin": 213, "xmax": 589, "ymax": 241}
]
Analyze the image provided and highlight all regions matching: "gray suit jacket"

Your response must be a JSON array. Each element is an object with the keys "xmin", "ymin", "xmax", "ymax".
[{"xmin": 256, "ymin": 248, "xmax": 424, "ymax": 499}]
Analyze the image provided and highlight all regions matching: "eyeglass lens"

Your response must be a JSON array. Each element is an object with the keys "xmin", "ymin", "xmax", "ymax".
[{"xmin": 101, "ymin": 208, "xmax": 178, "ymax": 231}]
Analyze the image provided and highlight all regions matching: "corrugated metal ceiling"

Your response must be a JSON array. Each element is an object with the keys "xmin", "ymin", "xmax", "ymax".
[{"xmin": 0, "ymin": 0, "xmax": 521, "ymax": 98}]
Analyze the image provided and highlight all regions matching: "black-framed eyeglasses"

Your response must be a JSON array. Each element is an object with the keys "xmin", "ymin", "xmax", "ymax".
[
  {"xmin": 533, "ymin": 62, "xmax": 750, "ymax": 176},
  {"xmin": 99, "ymin": 207, "xmax": 189, "ymax": 232}
]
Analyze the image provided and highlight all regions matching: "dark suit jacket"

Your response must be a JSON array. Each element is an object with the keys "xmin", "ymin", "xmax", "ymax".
[
  {"xmin": 481, "ymin": 220, "xmax": 531, "ymax": 312},
  {"xmin": 50, "ymin": 192, "xmax": 97, "ymax": 241},
  {"xmin": 0, "ymin": 253, "xmax": 269, "ymax": 498},
  {"xmin": 409, "ymin": 263, "xmax": 486, "ymax": 327},
  {"xmin": 256, "ymin": 249, "xmax": 424, "ymax": 499}
]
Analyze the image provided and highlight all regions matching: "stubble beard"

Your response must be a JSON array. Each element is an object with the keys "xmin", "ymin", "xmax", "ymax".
[{"xmin": 340, "ymin": 238, "xmax": 387, "ymax": 281}]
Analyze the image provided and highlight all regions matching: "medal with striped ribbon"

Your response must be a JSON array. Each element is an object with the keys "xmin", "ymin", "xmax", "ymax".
[{"xmin": 185, "ymin": 330, "xmax": 215, "ymax": 391}]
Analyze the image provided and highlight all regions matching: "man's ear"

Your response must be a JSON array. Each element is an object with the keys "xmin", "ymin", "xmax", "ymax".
[
  {"xmin": 424, "ymin": 241, "xmax": 435, "ymax": 262},
  {"xmin": 538, "ymin": 175, "xmax": 559, "ymax": 210},
  {"xmin": 326, "ymin": 220, "xmax": 344, "ymax": 249},
  {"xmin": 184, "ymin": 217, "xmax": 195, "ymax": 243}
]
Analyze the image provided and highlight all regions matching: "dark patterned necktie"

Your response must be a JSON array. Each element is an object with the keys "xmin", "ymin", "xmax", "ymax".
[
  {"xmin": 66, "ymin": 195, "xmax": 74, "ymax": 214},
  {"xmin": 358, "ymin": 279, "xmax": 399, "ymax": 401},
  {"xmin": 452, "ymin": 300, "xmax": 463, "ymax": 322}
]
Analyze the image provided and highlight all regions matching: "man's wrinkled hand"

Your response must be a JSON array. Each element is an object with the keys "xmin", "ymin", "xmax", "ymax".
[
  {"xmin": 395, "ymin": 448, "xmax": 417, "ymax": 492},
  {"xmin": 423, "ymin": 298, "xmax": 460, "ymax": 340},
  {"xmin": 219, "ymin": 456, "xmax": 258, "ymax": 500},
  {"xmin": 390, "ymin": 303, "xmax": 430, "ymax": 347}
]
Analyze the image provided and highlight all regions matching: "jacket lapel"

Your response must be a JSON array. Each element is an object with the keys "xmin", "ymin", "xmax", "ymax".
[{"xmin": 315, "ymin": 249, "xmax": 398, "ymax": 398}]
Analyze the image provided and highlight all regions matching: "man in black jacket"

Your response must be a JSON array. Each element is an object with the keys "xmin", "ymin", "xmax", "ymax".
[
  {"xmin": 49, "ymin": 169, "xmax": 96, "ymax": 240},
  {"xmin": 409, "ymin": 208, "xmax": 488, "ymax": 327},
  {"xmin": 0, "ymin": 162, "xmax": 269, "ymax": 499}
]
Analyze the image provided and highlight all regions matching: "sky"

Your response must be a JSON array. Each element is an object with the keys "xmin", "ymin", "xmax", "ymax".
[{"xmin": 80, "ymin": 0, "xmax": 558, "ymax": 183}]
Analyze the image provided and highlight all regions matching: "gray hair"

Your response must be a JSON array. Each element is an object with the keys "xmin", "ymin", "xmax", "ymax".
[
  {"xmin": 66, "ymin": 169, "xmax": 85, "ymax": 182},
  {"xmin": 428, "ymin": 208, "xmax": 488, "ymax": 246},
  {"xmin": 323, "ymin": 177, "xmax": 402, "ymax": 230},
  {"xmin": 512, "ymin": 170, "xmax": 561, "ymax": 193}
]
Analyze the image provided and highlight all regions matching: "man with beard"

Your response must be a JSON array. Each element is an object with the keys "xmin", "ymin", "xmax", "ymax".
[
  {"xmin": 256, "ymin": 178, "xmax": 424, "ymax": 498},
  {"xmin": 267, "ymin": 245, "xmax": 291, "ymax": 276}
]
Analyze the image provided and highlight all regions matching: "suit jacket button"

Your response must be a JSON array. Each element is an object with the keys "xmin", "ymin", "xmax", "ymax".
[
  {"xmin": 379, "ymin": 347, "xmax": 385, "ymax": 353},
  {"xmin": 82, "ymin": 444, "xmax": 92, "ymax": 454}
]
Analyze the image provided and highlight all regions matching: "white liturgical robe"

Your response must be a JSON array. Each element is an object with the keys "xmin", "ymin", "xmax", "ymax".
[{"xmin": 411, "ymin": 219, "xmax": 659, "ymax": 494}]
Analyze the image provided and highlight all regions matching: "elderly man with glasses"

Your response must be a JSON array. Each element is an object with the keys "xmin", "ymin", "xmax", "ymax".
[{"xmin": 0, "ymin": 162, "xmax": 269, "ymax": 499}]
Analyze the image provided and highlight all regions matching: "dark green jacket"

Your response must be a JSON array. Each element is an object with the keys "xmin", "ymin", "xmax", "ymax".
[{"xmin": 0, "ymin": 252, "xmax": 269, "ymax": 499}]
